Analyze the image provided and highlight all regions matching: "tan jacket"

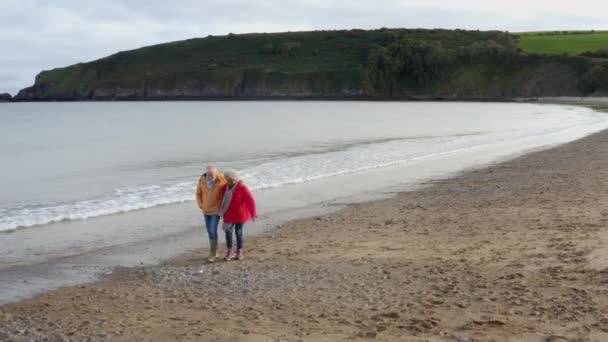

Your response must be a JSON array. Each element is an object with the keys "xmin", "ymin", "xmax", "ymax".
[{"xmin": 196, "ymin": 174, "xmax": 227, "ymax": 215}]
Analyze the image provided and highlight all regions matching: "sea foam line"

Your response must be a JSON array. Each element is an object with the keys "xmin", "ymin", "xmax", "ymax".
[{"xmin": 0, "ymin": 137, "xmax": 456, "ymax": 232}]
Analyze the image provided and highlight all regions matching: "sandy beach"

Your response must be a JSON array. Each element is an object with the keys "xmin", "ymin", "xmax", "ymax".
[{"xmin": 3, "ymin": 127, "xmax": 608, "ymax": 341}]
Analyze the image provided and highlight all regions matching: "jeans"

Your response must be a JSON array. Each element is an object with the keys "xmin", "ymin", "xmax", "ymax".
[
  {"xmin": 204, "ymin": 215, "xmax": 220, "ymax": 241},
  {"xmin": 225, "ymin": 223, "xmax": 244, "ymax": 250}
]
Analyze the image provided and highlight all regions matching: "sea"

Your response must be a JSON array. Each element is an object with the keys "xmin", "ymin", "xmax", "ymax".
[{"xmin": 1, "ymin": 101, "xmax": 607, "ymax": 302}]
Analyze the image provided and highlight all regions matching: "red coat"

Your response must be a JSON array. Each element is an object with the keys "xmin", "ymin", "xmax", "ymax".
[{"xmin": 221, "ymin": 181, "xmax": 257, "ymax": 224}]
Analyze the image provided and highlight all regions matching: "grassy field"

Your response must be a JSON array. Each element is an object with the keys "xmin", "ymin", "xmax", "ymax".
[{"xmin": 518, "ymin": 31, "xmax": 608, "ymax": 55}]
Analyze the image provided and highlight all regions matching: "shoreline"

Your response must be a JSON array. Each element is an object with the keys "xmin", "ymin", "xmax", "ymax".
[
  {"xmin": 2, "ymin": 123, "xmax": 608, "ymax": 340},
  {"xmin": 3, "ymin": 96, "xmax": 608, "ymax": 104}
]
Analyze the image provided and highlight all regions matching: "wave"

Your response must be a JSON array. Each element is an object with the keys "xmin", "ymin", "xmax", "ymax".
[
  {"xmin": 1, "ymin": 109, "xmax": 607, "ymax": 232},
  {"xmin": 0, "ymin": 135, "xmax": 459, "ymax": 232}
]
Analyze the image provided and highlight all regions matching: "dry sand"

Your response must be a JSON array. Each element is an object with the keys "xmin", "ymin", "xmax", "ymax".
[{"xmin": 3, "ymin": 129, "xmax": 608, "ymax": 341}]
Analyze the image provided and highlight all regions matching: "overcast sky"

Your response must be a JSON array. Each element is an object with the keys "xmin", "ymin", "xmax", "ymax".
[{"xmin": 1, "ymin": 0, "xmax": 607, "ymax": 95}]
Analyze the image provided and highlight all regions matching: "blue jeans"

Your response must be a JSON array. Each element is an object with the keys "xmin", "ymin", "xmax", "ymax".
[
  {"xmin": 225, "ymin": 223, "xmax": 244, "ymax": 250},
  {"xmin": 204, "ymin": 215, "xmax": 220, "ymax": 241}
]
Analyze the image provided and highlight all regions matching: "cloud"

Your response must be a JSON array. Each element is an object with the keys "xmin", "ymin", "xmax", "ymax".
[{"xmin": 0, "ymin": 0, "xmax": 607, "ymax": 94}]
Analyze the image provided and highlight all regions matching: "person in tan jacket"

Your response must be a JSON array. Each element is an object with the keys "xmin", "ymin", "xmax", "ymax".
[{"xmin": 196, "ymin": 165, "xmax": 227, "ymax": 262}]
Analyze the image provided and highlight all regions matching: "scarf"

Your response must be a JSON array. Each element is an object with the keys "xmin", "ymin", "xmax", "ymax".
[
  {"xmin": 220, "ymin": 181, "xmax": 239, "ymax": 231},
  {"xmin": 220, "ymin": 181, "xmax": 240, "ymax": 217},
  {"xmin": 206, "ymin": 178, "xmax": 215, "ymax": 190}
]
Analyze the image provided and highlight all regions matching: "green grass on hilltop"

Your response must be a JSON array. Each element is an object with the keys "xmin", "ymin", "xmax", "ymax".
[{"xmin": 518, "ymin": 31, "xmax": 608, "ymax": 55}]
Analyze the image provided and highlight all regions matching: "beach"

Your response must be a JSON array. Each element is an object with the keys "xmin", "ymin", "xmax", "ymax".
[
  {"xmin": 2, "ymin": 124, "xmax": 608, "ymax": 341},
  {"xmin": 5, "ymin": 101, "xmax": 607, "ymax": 305}
]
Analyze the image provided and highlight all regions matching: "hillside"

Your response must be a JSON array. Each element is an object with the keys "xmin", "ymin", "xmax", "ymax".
[{"xmin": 13, "ymin": 28, "xmax": 608, "ymax": 101}]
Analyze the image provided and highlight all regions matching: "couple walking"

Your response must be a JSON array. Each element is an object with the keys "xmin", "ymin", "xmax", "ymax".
[{"xmin": 196, "ymin": 166, "xmax": 257, "ymax": 262}]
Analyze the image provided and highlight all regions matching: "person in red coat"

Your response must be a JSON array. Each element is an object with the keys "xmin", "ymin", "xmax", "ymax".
[{"xmin": 219, "ymin": 169, "xmax": 257, "ymax": 261}]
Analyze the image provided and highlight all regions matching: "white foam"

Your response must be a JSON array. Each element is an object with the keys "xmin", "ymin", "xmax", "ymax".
[{"xmin": 1, "ymin": 105, "xmax": 607, "ymax": 232}]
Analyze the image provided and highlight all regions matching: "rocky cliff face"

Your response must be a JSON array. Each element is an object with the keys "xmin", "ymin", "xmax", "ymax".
[
  {"xmin": 14, "ymin": 69, "xmax": 366, "ymax": 101},
  {"xmin": 12, "ymin": 64, "xmax": 588, "ymax": 101},
  {"xmin": 0, "ymin": 93, "xmax": 12, "ymax": 102}
]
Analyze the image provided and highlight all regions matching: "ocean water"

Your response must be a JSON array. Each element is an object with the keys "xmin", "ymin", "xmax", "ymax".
[{"xmin": 1, "ymin": 101, "xmax": 607, "ymax": 233}]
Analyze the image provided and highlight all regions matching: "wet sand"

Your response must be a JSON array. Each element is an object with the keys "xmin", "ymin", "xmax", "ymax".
[{"xmin": 3, "ymin": 129, "xmax": 608, "ymax": 341}]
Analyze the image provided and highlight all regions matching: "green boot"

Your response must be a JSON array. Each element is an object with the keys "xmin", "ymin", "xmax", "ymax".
[{"xmin": 208, "ymin": 240, "xmax": 218, "ymax": 263}]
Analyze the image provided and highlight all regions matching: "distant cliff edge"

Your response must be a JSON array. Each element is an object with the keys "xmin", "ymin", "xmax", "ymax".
[{"xmin": 11, "ymin": 29, "xmax": 608, "ymax": 101}]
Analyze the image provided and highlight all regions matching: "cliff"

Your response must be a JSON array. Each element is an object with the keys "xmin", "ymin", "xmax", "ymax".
[
  {"xmin": 0, "ymin": 93, "xmax": 12, "ymax": 102},
  {"xmin": 12, "ymin": 29, "xmax": 608, "ymax": 101}
]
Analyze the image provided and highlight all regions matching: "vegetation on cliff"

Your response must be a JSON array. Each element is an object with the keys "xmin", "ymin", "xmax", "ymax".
[{"xmin": 13, "ymin": 28, "xmax": 608, "ymax": 100}]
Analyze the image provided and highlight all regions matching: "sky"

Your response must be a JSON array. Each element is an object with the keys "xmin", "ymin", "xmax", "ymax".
[{"xmin": 1, "ymin": 0, "xmax": 607, "ymax": 95}]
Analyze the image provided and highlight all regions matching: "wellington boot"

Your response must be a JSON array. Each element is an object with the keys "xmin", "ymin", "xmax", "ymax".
[{"xmin": 207, "ymin": 240, "xmax": 218, "ymax": 263}]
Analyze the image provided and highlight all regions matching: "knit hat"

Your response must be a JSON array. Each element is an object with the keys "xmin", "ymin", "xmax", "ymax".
[{"xmin": 223, "ymin": 168, "xmax": 239, "ymax": 181}]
